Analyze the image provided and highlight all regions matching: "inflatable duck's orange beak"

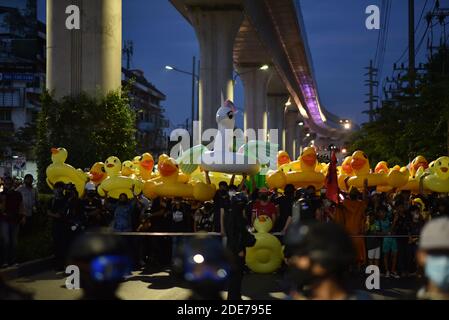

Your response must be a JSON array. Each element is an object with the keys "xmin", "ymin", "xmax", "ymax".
[
  {"xmin": 106, "ymin": 163, "xmax": 114, "ymax": 168},
  {"xmin": 141, "ymin": 159, "xmax": 154, "ymax": 169},
  {"xmin": 159, "ymin": 161, "xmax": 177, "ymax": 177},
  {"xmin": 375, "ymin": 163, "xmax": 388, "ymax": 174},
  {"xmin": 278, "ymin": 155, "xmax": 290, "ymax": 166},
  {"xmin": 441, "ymin": 167, "xmax": 448, "ymax": 173},
  {"xmin": 91, "ymin": 171, "xmax": 104, "ymax": 181},
  {"xmin": 351, "ymin": 158, "xmax": 366, "ymax": 171},
  {"xmin": 342, "ymin": 163, "xmax": 353, "ymax": 175},
  {"xmin": 302, "ymin": 153, "xmax": 316, "ymax": 167},
  {"xmin": 51, "ymin": 148, "xmax": 59, "ymax": 154},
  {"xmin": 413, "ymin": 161, "xmax": 428, "ymax": 171}
]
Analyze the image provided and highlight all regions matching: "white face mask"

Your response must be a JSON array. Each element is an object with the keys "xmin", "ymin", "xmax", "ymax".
[{"xmin": 425, "ymin": 255, "xmax": 449, "ymax": 291}]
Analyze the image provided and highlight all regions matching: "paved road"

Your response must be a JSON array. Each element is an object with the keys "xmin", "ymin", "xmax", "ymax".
[{"xmin": 10, "ymin": 268, "xmax": 422, "ymax": 300}]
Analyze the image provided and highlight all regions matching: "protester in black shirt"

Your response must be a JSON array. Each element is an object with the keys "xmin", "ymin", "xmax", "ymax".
[
  {"xmin": 224, "ymin": 192, "xmax": 255, "ymax": 300},
  {"xmin": 47, "ymin": 182, "xmax": 69, "ymax": 271},
  {"xmin": 170, "ymin": 197, "xmax": 192, "ymax": 263},
  {"xmin": 273, "ymin": 184, "xmax": 294, "ymax": 233},
  {"xmin": 213, "ymin": 182, "xmax": 230, "ymax": 234},
  {"xmin": 393, "ymin": 202, "xmax": 411, "ymax": 275},
  {"xmin": 81, "ymin": 183, "xmax": 104, "ymax": 228}
]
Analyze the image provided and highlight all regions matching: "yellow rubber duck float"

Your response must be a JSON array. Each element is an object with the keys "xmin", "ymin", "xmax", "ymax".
[
  {"xmin": 121, "ymin": 160, "xmax": 138, "ymax": 178},
  {"xmin": 266, "ymin": 147, "xmax": 324, "ymax": 189},
  {"xmin": 338, "ymin": 156, "xmax": 354, "ymax": 192},
  {"xmin": 143, "ymin": 154, "xmax": 216, "ymax": 201},
  {"xmin": 399, "ymin": 155, "xmax": 428, "ymax": 192},
  {"xmin": 374, "ymin": 161, "xmax": 410, "ymax": 192},
  {"xmin": 423, "ymin": 156, "xmax": 449, "ymax": 193},
  {"xmin": 347, "ymin": 151, "xmax": 408, "ymax": 189},
  {"xmin": 89, "ymin": 162, "xmax": 107, "ymax": 186},
  {"xmin": 97, "ymin": 156, "xmax": 143, "ymax": 199},
  {"xmin": 277, "ymin": 150, "xmax": 291, "ymax": 168},
  {"xmin": 138, "ymin": 153, "xmax": 155, "ymax": 181},
  {"xmin": 245, "ymin": 215, "xmax": 283, "ymax": 274},
  {"xmin": 46, "ymin": 147, "xmax": 89, "ymax": 197}
]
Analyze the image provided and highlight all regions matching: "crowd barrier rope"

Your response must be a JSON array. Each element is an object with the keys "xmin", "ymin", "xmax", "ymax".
[{"xmin": 95, "ymin": 232, "xmax": 419, "ymax": 238}]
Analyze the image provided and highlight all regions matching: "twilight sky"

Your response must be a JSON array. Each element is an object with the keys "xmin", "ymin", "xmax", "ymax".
[{"xmin": 37, "ymin": 0, "xmax": 441, "ymax": 129}]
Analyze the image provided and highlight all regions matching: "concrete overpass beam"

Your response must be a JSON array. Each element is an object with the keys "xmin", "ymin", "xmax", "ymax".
[
  {"xmin": 47, "ymin": 0, "xmax": 122, "ymax": 98},
  {"xmin": 188, "ymin": 7, "xmax": 243, "ymax": 133},
  {"xmin": 267, "ymin": 94, "xmax": 287, "ymax": 149},
  {"xmin": 238, "ymin": 67, "xmax": 273, "ymax": 133}
]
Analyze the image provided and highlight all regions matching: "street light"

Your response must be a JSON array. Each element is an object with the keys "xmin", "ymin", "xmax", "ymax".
[
  {"xmin": 344, "ymin": 123, "xmax": 351, "ymax": 130},
  {"xmin": 165, "ymin": 57, "xmax": 200, "ymax": 145},
  {"xmin": 233, "ymin": 64, "xmax": 270, "ymax": 84},
  {"xmin": 298, "ymin": 121, "xmax": 304, "ymax": 126}
]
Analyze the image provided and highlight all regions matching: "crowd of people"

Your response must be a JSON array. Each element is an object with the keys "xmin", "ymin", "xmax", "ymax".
[{"xmin": 1, "ymin": 174, "xmax": 449, "ymax": 300}]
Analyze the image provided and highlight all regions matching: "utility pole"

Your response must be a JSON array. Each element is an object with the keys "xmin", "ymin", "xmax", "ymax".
[
  {"xmin": 123, "ymin": 40, "xmax": 134, "ymax": 70},
  {"xmin": 364, "ymin": 60, "xmax": 378, "ymax": 122},
  {"xmin": 408, "ymin": 0, "xmax": 415, "ymax": 95}
]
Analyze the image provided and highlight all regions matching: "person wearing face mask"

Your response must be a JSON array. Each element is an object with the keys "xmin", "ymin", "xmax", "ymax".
[
  {"xmin": 284, "ymin": 222, "xmax": 371, "ymax": 300},
  {"xmin": 251, "ymin": 188, "xmax": 277, "ymax": 227},
  {"xmin": 81, "ymin": 182, "xmax": 104, "ymax": 229},
  {"xmin": 416, "ymin": 217, "xmax": 449, "ymax": 300}
]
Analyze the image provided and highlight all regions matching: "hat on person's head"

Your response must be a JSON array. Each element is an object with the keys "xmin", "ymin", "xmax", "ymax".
[
  {"xmin": 85, "ymin": 182, "xmax": 96, "ymax": 191},
  {"xmin": 419, "ymin": 217, "xmax": 449, "ymax": 251}
]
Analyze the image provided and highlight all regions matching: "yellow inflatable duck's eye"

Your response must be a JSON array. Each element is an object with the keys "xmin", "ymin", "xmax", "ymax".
[
  {"xmin": 438, "ymin": 161, "xmax": 442, "ymax": 166},
  {"xmin": 362, "ymin": 153, "xmax": 368, "ymax": 159},
  {"xmin": 101, "ymin": 167, "xmax": 106, "ymax": 173}
]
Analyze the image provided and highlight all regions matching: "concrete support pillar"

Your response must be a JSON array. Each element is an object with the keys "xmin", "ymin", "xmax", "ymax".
[
  {"xmin": 267, "ymin": 94, "xmax": 287, "ymax": 149},
  {"xmin": 239, "ymin": 67, "xmax": 272, "ymax": 133},
  {"xmin": 284, "ymin": 105, "xmax": 298, "ymax": 159},
  {"xmin": 47, "ymin": 0, "xmax": 122, "ymax": 98},
  {"xmin": 189, "ymin": 8, "xmax": 243, "ymax": 133}
]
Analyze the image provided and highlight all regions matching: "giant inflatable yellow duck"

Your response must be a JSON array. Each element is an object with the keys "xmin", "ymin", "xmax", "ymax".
[
  {"xmin": 89, "ymin": 162, "xmax": 107, "ymax": 186},
  {"xmin": 245, "ymin": 215, "xmax": 283, "ymax": 274},
  {"xmin": 97, "ymin": 156, "xmax": 143, "ymax": 199},
  {"xmin": 277, "ymin": 150, "xmax": 291, "ymax": 168},
  {"xmin": 338, "ymin": 156, "xmax": 354, "ymax": 192},
  {"xmin": 121, "ymin": 160, "xmax": 138, "ymax": 178},
  {"xmin": 46, "ymin": 147, "xmax": 89, "ymax": 197},
  {"xmin": 143, "ymin": 154, "xmax": 216, "ymax": 201},
  {"xmin": 266, "ymin": 147, "xmax": 325, "ymax": 189},
  {"xmin": 347, "ymin": 151, "xmax": 409, "ymax": 189},
  {"xmin": 400, "ymin": 155, "xmax": 428, "ymax": 192},
  {"xmin": 373, "ymin": 161, "xmax": 410, "ymax": 192},
  {"xmin": 138, "ymin": 153, "xmax": 155, "ymax": 181},
  {"xmin": 423, "ymin": 156, "xmax": 449, "ymax": 193}
]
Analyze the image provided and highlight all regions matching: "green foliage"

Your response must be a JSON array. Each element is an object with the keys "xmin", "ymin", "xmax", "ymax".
[
  {"xmin": 350, "ymin": 49, "xmax": 449, "ymax": 166},
  {"xmin": 36, "ymin": 90, "xmax": 137, "ymax": 191}
]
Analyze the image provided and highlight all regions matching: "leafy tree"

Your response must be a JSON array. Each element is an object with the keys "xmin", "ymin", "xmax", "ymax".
[
  {"xmin": 36, "ymin": 90, "xmax": 137, "ymax": 191},
  {"xmin": 350, "ymin": 48, "xmax": 449, "ymax": 166}
]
